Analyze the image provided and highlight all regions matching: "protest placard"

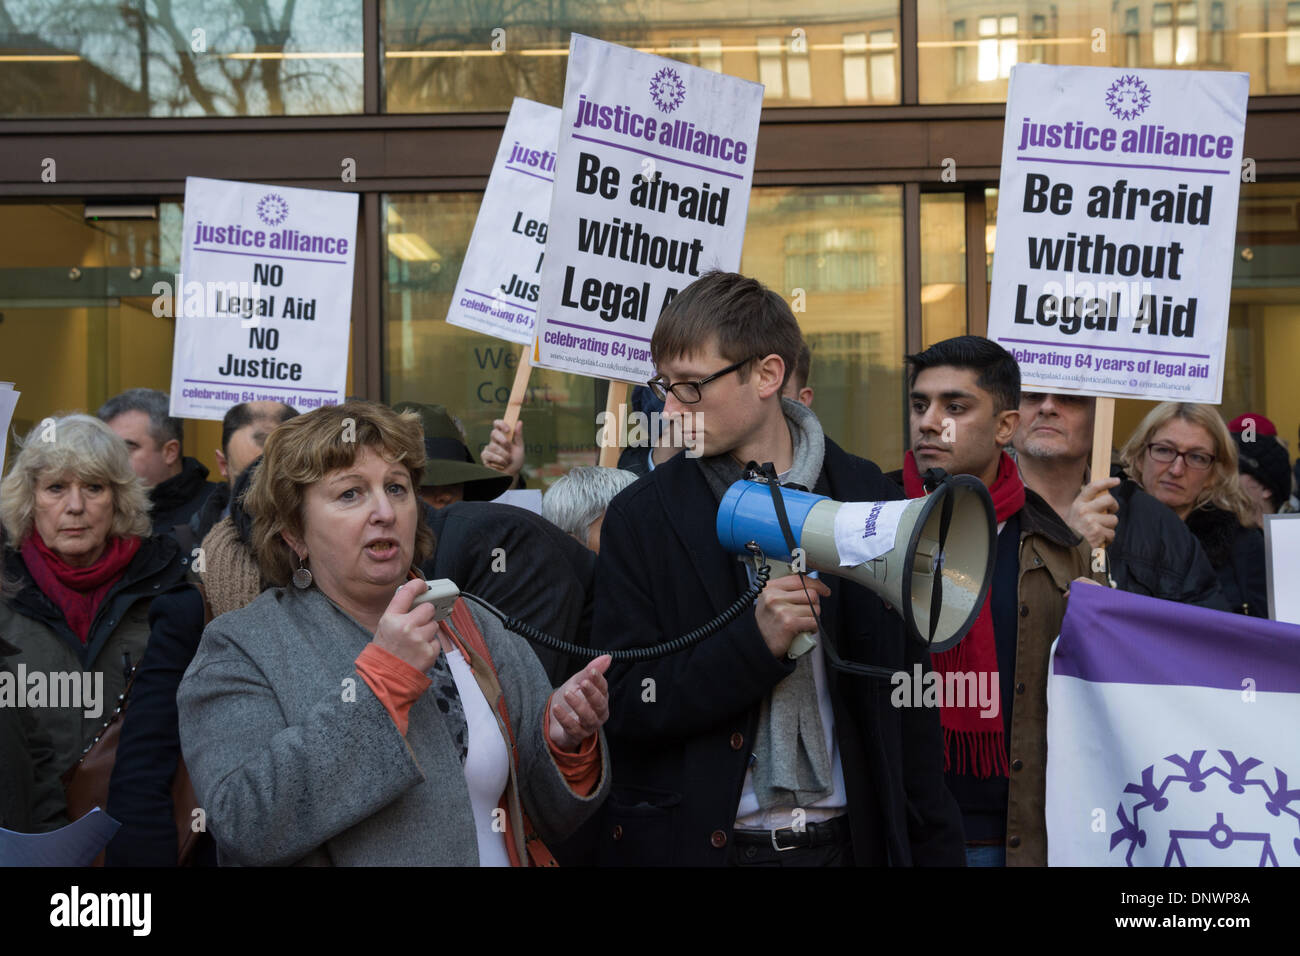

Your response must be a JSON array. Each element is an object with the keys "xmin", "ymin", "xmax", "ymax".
[
  {"xmin": 534, "ymin": 34, "xmax": 764, "ymax": 384},
  {"xmin": 1265, "ymin": 514, "xmax": 1300, "ymax": 624},
  {"xmin": 168, "ymin": 177, "xmax": 358, "ymax": 420},
  {"xmin": 0, "ymin": 382, "xmax": 18, "ymax": 478},
  {"xmin": 447, "ymin": 97, "xmax": 560, "ymax": 347},
  {"xmin": 987, "ymin": 65, "xmax": 1248, "ymax": 405}
]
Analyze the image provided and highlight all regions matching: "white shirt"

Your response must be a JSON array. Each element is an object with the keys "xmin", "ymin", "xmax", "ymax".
[{"xmin": 444, "ymin": 648, "xmax": 512, "ymax": 866}]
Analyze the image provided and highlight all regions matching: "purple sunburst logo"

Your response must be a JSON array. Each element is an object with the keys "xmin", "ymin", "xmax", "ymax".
[
  {"xmin": 649, "ymin": 67, "xmax": 686, "ymax": 113},
  {"xmin": 257, "ymin": 193, "xmax": 289, "ymax": 226},
  {"xmin": 1110, "ymin": 749, "xmax": 1300, "ymax": 867},
  {"xmin": 1105, "ymin": 75, "xmax": 1151, "ymax": 121}
]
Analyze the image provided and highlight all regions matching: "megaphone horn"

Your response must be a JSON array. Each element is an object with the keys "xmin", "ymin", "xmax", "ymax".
[{"xmin": 715, "ymin": 474, "xmax": 996, "ymax": 654}]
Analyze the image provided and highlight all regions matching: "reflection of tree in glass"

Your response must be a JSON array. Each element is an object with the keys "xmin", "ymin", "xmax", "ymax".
[
  {"xmin": 1, "ymin": 0, "xmax": 362, "ymax": 116},
  {"xmin": 384, "ymin": 0, "xmax": 647, "ymax": 113}
]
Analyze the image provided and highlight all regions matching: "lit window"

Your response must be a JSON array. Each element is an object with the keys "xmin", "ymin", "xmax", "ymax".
[
  {"xmin": 758, "ymin": 36, "xmax": 784, "ymax": 98},
  {"xmin": 699, "ymin": 38, "xmax": 723, "ymax": 73},
  {"xmin": 788, "ymin": 36, "xmax": 812, "ymax": 100},
  {"xmin": 1154, "ymin": 3, "xmax": 1173, "ymax": 65},
  {"xmin": 977, "ymin": 15, "xmax": 1017, "ymax": 82},
  {"xmin": 1288, "ymin": 3, "xmax": 1300, "ymax": 65},
  {"xmin": 843, "ymin": 32, "xmax": 868, "ymax": 100},
  {"xmin": 869, "ymin": 30, "xmax": 895, "ymax": 101},
  {"xmin": 1210, "ymin": 2, "xmax": 1224, "ymax": 62},
  {"xmin": 1176, "ymin": 1, "xmax": 1198, "ymax": 65}
]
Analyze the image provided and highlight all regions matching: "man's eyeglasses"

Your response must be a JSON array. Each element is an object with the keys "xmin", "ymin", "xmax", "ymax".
[
  {"xmin": 647, "ymin": 356, "xmax": 761, "ymax": 405},
  {"xmin": 1146, "ymin": 442, "xmax": 1216, "ymax": 471}
]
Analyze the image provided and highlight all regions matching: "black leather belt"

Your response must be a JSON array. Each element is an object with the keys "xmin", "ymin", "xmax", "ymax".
[{"xmin": 732, "ymin": 814, "xmax": 851, "ymax": 851}]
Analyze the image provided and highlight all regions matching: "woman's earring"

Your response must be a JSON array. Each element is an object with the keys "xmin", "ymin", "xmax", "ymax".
[{"xmin": 292, "ymin": 555, "xmax": 313, "ymax": 590}]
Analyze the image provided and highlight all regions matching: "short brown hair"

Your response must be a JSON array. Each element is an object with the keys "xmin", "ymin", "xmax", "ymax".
[
  {"xmin": 651, "ymin": 271, "xmax": 802, "ymax": 390},
  {"xmin": 244, "ymin": 401, "xmax": 434, "ymax": 586}
]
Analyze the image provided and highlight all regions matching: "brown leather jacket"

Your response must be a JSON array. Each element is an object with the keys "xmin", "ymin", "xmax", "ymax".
[{"xmin": 1004, "ymin": 488, "xmax": 1105, "ymax": 865}]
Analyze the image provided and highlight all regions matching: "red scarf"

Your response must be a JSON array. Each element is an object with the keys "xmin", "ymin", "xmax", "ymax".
[
  {"xmin": 21, "ymin": 533, "xmax": 141, "ymax": 644},
  {"xmin": 902, "ymin": 450, "xmax": 1025, "ymax": 778}
]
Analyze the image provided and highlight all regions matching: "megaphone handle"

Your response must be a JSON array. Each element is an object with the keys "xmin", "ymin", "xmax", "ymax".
[{"xmin": 788, "ymin": 631, "xmax": 818, "ymax": 659}]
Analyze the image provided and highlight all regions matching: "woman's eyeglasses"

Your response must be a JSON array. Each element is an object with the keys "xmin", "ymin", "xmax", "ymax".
[
  {"xmin": 1146, "ymin": 442, "xmax": 1216, "ymax": 471},
  {"xmin": 647, "ymin": 356, "xmax": 760, "ymax": 405}
]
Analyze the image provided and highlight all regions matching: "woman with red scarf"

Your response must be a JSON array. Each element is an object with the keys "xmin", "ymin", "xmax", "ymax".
[{"xmin": 0, "ymin": 414, "xmax": 187, "ymax": 778}]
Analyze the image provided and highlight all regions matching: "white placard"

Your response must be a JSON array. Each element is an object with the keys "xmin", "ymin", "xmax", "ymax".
[
  {"xmin": 0, "ymin": 383, "xmax": 18, "ymax": 479},
  {"xmin": 987, "ymin": 65, "xmax": 1248, "ymax": 403},
  {"xmin": 447, "ymin": 98, "xmax": 561, "ymax": 345},
  {"xmin": 168, "ymin": 177, "xmax": 358, "ymax": 421},
  {"xmin": 534, "ymin": 34, "xmax": 764, "ymax": 383},
  {"xmin": 1265, "ymin": 513, "xmax": 1300, "ymax": 624},
  {"xmin": 833, "ymin": 498, "xmax": 911, "ymax": 567}
]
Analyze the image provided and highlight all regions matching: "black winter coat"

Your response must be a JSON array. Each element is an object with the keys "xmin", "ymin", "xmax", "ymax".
[
  {"xmin": 1109, "ymin": 480, "xmax": 1231, "ymax": 611},
  {"xmin": 105, "ymin": 586, "xmax": 217, "ymax": 866},
  {"xmin": 593, "ymin": 439, "xmax": 965, "ymax": 866},
  {"xmin": 0, "ymin": 639, "xmax": 67, "ymax": 833},
  {"xmin": 1185, "ymin": 505, "xmax": 1268, "ymax": 617},
  {"xmin": 421, "ymin": 501, "xmax": 596, "ymax": 686},
  {"xmin": 149, "ymin": 458, "xmax": 221, "ymax": 535}
]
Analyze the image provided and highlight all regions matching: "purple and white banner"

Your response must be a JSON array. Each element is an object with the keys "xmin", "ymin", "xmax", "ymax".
[
  {"xmin": 446, "ymin": 98, "xmax": 560, "ymax": 345},
  {"xmin": 1046, "ymin": 585, "xmax": 1300, "ymax": 866},
  {"xmin": 169, "ymin": 177, "xmax": 357, "ymax": 421},
  {"xmin": 987, "ymin": 65, "xmax": 1248, "ymax": 404},
  {"xmin": 534, "ymin": 34, "xmax": 763, "ymax": 383}
]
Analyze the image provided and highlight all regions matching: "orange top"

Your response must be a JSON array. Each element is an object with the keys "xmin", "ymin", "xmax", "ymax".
[{"xmin": 355, "ymin": 643, "xmax": 430, "ymax": 736}]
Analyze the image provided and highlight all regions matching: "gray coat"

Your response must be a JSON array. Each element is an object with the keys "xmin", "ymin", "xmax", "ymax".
[{"xmin": 177, "ymin": 585, "xmax": 610, "ymax": 866}]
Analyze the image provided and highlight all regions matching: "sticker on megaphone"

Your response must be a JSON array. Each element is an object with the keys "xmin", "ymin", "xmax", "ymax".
[{"xmin": 832, "ymin": 499, "xmax": 911, "ymax": 567}]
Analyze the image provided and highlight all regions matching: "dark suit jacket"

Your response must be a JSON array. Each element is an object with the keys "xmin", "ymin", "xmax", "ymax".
[{"xmin": 592, "ymin": 439, "xmax": 965, "ymax": 866}]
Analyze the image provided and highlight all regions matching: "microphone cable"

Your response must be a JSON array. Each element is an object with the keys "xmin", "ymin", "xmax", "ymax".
[{"xmin": 459, "ymin": 541, "xmax": 772, "ymax": 662}]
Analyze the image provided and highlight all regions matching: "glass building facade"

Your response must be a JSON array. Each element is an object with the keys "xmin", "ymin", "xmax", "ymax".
[{"xmin": 3, "ymin": 0, "xmax": 1299, "ymax": 479}]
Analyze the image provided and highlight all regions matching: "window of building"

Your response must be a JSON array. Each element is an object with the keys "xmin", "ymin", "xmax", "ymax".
[
  {"xmin": 699, "ymin": 38, "xmax": 723, "ymax": 73},
  {"xmin": 1177, "ymin": 1, "xmax": 1199, "ymax": 65},
  {"xmin": 1030, "ymin": 14, "xmax": 1047, "ymax": 64},
  {"xmin": 1125, "ymin": 8, "xmax": 1140, "ymax": 67},
  {"xmin": 384, "ymin": 2, "xmax": 901, "ymax": 110},
  {"xmin": 869, "ymin": 30, "xmax": 897, "ymax": 101},
  {"xmin": 1155, "ymin": 2, "xmax": 1197, "ymax": 66},
  {"xmin": 788, "ymin": 37, "xmax": 812, "ymax": 100},
  {"xmin": 1288, "ymin": 3, "xmax": 1300, "ymax": 66},
  {"xmin": 0, "ymin": 0, "xmax": 363, "ymax": 117},
  {"xmin": 920, "ymin": 193, "xmax": 967, "ymax": 347},
  {"xmin": 843, "ymin": 32, "xmax": 869, "ymax": 100},
  {"xmin": 1210, "ymin": 3, "xmax": 1225, "ymax": 62},
  {"xmin": 953, "ymin": 20, "xmax": 967, "ymax": 86},
  {"xmin": 757, "ymin": 36, "xmax": 785, "ymax": 99},
  {"xmin": 977, "ymin": 15, "xmax": 1018, "ymax": 83}
]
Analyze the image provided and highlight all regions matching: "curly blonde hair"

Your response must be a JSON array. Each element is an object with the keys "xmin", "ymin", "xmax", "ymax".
[
  {"xmin": 1119, "ymin": 402, "xmax": 1258, "ymax": 526},
  {"xmin": 244, "ymin": 400, "xmax": 433, "ymax": 587},
  {"xmin": 1, "ymin": 413, "xmax": 151, "ymax": 546}
]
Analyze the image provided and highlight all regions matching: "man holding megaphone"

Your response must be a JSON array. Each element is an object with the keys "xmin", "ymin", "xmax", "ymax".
[
  {"xmin": 891, "ymin": 336, "xmax": 1100, "ymax": 867},
  {"xmin": 592, "ymin": 271, "xmax": 964, "ymax": 867}
]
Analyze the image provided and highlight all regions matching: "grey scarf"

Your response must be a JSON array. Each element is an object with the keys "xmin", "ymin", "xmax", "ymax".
[{"xmin": 697, "ymin": 398, "xmax": 833, "ymax": 811}]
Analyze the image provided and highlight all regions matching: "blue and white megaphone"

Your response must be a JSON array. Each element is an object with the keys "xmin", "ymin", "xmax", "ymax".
[{"xmin": 716, "ymin": 473, "xmax": 996, "ymax": 657}]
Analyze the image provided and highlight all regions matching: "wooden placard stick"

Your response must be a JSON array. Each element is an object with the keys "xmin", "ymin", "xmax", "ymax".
[
  {"xmin": 1090, "ymin": 396, "xmax": 1117, "ymax": 586},
  {"xmin": 502, "ymin": 344, "xmax": 533, "ymax": 433},
  {"xmin": 598, "ymin": 380, "xmax": 630, "ymax": 468}
]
